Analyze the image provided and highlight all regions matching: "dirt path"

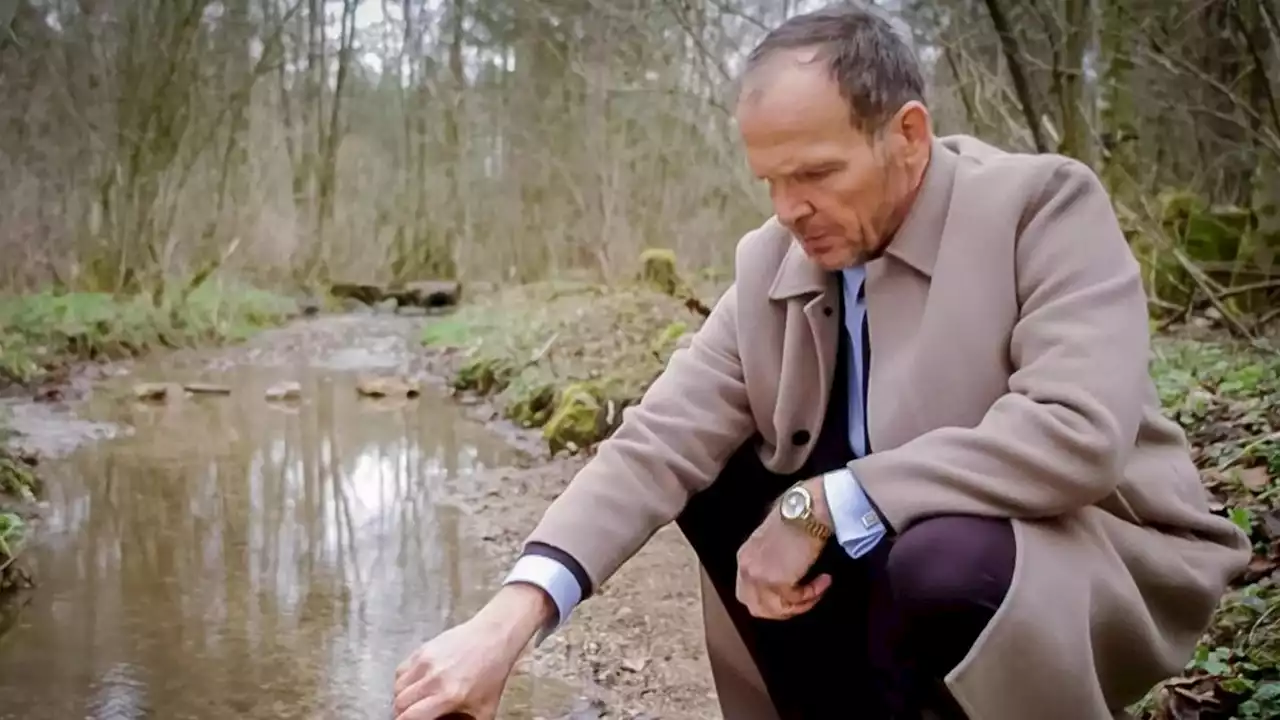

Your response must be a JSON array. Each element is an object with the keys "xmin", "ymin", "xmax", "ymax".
[{"xmin": 445, "ymin": 457, "xmax": 720, "ymax": 720}]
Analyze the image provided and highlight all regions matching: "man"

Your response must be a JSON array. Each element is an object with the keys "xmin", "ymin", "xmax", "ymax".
[{"xmin": 392, "ymin": 5, "xmax": 1251, "ymax": 719}]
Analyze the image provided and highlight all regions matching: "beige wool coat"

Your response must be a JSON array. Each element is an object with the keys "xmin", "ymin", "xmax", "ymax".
[{"xmin": 525, "ymin": 135, "xmax": 1253, "ymax": 719}]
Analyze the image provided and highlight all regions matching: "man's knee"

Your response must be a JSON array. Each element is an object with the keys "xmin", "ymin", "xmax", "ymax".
[{"xmin": 885, "ymin": 515, "xmax": 1016, "ymax": 613}]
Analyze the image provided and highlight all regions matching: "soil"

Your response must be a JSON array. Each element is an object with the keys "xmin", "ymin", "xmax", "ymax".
[{"xmin": 449, "ymin": 458, "xmax": 721, "ymax": 720}]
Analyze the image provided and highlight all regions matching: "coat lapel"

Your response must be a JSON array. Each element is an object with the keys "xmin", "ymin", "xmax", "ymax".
[
  {"xmin": 769, "ymin": 240, "xmax": 839, "ymax": 469},
  {"xmin": 865, "ymin": 138, "xmax": 959, "ymax": 453}
]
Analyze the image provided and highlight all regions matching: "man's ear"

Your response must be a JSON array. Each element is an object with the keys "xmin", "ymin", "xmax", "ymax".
[{"xmin": 893, "ymin": 101, "xmax": 931, "ymax": 161}]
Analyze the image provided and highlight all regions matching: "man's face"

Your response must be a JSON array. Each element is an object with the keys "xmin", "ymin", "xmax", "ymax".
[{"xmin": 735, "ymin": 52, "xmax": 928, "ymax": 271}]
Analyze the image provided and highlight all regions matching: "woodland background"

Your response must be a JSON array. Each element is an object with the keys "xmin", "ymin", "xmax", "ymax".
[{"xmin": 1, "ymin": 0, "xmax": 1277, "ymax": 334}]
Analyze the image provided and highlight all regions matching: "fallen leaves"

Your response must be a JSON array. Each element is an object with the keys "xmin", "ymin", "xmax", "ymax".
[{"xmin": 1137, "ymin": 337, "xmax": 1280, "ymax": 720}]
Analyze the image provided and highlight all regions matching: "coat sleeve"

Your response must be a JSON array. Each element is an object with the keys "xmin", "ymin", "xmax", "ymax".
[
  {"xmin": 522, "ymin": 282, "xmax": 756, "ymax": 592},
  {"xmin": 852, "ymin": 159, "xmax": 1152, "ymax": 532}
]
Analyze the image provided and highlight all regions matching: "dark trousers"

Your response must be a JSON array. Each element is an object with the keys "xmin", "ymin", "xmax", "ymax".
[{"xmin": 675, "ymin": 441, "xmax": 1016, "ymax": 720}]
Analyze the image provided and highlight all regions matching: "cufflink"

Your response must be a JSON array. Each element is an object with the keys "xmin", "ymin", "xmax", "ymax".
[{"xmin": 861, "ymin": 510, "xmax": 882, "ymax": 530}]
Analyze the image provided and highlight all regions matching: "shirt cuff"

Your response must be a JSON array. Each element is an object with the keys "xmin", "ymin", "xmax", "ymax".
[
  {"xmin": 822, "ymin": 467, "xmax": 888, "ymax": 559},
  {"xmin": 502, "ymin": 554, "xmax": 584, "ymax": 645}
]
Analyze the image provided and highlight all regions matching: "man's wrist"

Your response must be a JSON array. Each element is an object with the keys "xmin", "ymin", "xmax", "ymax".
[
  {"xmin": 477, "ymin": 583, "xmax": 557, "ymax": 654},
  {"xmin": 800, "ymin": 474, "xmax": 834, "ymax": 528}
]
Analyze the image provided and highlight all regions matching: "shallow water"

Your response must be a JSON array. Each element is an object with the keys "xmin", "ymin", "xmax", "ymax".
[{"xmin": 0, "ymin": 317, "xmax": 578, "ymax": 719}]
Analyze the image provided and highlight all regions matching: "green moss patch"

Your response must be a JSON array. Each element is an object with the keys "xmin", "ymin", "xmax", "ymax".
[
  {"xmin": 0, "ymin": 437, "xmax": 38, "ymax": 595},
  {"xmin": 421, "ymin": 276, "xmax": 710, "ymax": 455}
]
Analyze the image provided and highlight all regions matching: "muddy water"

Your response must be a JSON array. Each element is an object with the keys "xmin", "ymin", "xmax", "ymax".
[{"xmin": 0, "ymin": 316, "xmax": 579, "ymax": 719}]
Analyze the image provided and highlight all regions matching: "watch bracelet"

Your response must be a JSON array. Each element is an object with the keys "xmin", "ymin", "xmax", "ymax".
[{"xmin": 802, "ymin": 515, "xmax": 832, "ymax": 540}]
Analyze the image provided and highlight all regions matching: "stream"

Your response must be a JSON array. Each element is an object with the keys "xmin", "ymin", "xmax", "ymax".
[{"xmin": 0, "ymin": 314, "xmax": 580, "ymax": 719}]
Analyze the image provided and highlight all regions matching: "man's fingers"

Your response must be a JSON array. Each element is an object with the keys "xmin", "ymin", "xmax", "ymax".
[
  {"xmin": 762, "ymin": 573, "xmax": 830, "ymax": 607},
  {"xmin": 393, "ymin": 675, "xmax": 431, "ymax": 716},
  {"xmin": 735, "ymin": 572, "xmax": 758, "ymax": 614},
  {"xmin": 746, "ymin": 574, "xmax": 832, "ymax": 620},
  {"xmin": 394, "ymin": 657, "xmax": 430, "ymax": 696},
  {"xmin": 395, "ymin": 674, "xmax": 470, "ymax": 720},
  {"xmin": 394, "ymin": 653, "xmax": 417, "ymax": 685},
  {"xmin": 395, "ymin": 692, "xmax": 456, "ymax": 720},
  {"xmin": 795, "ymin": 573, "xmax": 832, "ymax": 603}
]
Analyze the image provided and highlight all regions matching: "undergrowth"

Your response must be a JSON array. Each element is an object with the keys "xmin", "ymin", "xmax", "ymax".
[
  {"xmin": 422, "ymin": 279, "xmax": 705, "ymax": 454},
  {"xmin": 0, "ymin": 280, "xmax": 298, "ymax": 386},
  {"xmin": 0, "ymin": 417, "xmax": 38, "ymax": 596},
  {"xmin": 1134, "ymin": 337, "xmax": 1280, "ymax": 719},
  {"xmin": 424, "ymin": 281, "xmax": 1280, "ymax": 719}
]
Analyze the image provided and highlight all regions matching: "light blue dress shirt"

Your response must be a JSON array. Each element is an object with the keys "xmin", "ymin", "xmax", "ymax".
[{"xmin": 503, "ymin": 265, "xmax": 887, "ymax": 636}]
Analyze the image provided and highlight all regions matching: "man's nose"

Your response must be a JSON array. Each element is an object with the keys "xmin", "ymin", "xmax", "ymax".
[{"xmin": 772, "ymin": 185, "xmax": 814, "ymax": 227}]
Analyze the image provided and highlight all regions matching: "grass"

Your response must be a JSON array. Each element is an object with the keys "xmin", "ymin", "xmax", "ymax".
[
  {"xmin": 422, "ymin": 279, "xmax": 705, "ymax": 454},
  {"xmin": 0, "ymin": 280, "xmax": 299, "ymax": 386},
  {"xmin": 423, "ymin": 281, "xmax": 1280, "ymax": 719}
]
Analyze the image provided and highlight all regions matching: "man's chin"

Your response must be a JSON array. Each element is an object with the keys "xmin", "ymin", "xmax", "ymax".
[{"xmin": 810, "ymin": 249, "xmax": 859, "ymax": 272}]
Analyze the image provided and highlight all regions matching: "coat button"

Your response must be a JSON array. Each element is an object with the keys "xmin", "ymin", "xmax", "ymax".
[
  {"xmin": 791, "ymin": 430, "xmax": 811, "ymax": 446},
  {"xmin": 822, "ymin": 306, "xmax": 833, "ymax": 317}
]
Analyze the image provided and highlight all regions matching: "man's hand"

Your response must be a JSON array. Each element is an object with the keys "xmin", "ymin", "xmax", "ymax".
[
  {"xmin": 392, "ymin": 583, "xmax": 554, "ymax": 719},
  {"xmin": 734, "ymin": 476, "xmax": 833, "ymax": 620}
]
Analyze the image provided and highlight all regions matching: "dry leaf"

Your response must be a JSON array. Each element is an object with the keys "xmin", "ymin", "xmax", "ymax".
[{"xmin": 1238, "ymin": 466, "xmax": 1270, "ymax": 491}]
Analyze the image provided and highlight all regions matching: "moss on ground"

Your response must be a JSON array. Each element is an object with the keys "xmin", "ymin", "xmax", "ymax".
[
  {"xmin": 0, "ymin": 280, "xmax": 298, "ymax": 386},
  {"xmin": 421, "ymin": 278, "xmax": 708, "ymax": 454},
  {"xmin": 0, "ymin": 421, "xmax": 38, "ymax": 596},
  {"xmin": 425, "ymin": 279, "xmax": 1280, "ymax": 718}
]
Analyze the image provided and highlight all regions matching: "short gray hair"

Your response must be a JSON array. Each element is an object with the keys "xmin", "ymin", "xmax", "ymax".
[{"xmin": 742, "ymin": 2, "xmax": 926, "ymax": 134}]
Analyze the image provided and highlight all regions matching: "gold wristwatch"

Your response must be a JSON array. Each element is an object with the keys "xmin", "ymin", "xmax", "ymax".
[{"xmin": 778, "ymin": 482, "xmax": 833, "ymax": 541}]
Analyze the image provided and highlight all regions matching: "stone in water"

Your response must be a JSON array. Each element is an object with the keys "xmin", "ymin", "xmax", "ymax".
[
  {"xmin": 265, "ymin": 381, "xmax": 301, "ymax": 401},
  {"xmin": 133, "ymin": 382, "xmax": 184, "ymax": 402},
  {"xmin": 356, "ymin": 375, "xmax": 420, "ymax": 398}
]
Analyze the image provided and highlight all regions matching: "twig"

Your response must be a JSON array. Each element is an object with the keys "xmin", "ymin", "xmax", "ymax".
[
  {"xmin": 526, "ymin": 332, "xmax": 559, "ymax": 367},
  {"xmin": 1171, "ymin": 246, "xmax": 1255, "ymax": 339},
  {"xmin": 1247, "ymin": 604, "xmax": 1279, "ymax": 652},
  {"xmin": 1255, "ymin": 306, "xmax": 1280, "ymax": 332},
  {"xmin": 1116, "ymin": 199, "xmax": 1254, "ymax": 339},
  {"xmin": 1214, "ymin": 431, "xmax": 1280, "ymax": 472},
  {"xmin": 1155, "ymin": 293, "xmax": 1195, "ymax": 332}
]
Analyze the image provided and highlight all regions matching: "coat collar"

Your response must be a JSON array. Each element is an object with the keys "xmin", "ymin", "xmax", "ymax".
[{"xmin": 768, "ymin": 137, "xmax": 959, "ymax": 300}]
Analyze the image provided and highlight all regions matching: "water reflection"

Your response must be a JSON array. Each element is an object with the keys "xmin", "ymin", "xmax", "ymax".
[{"xmin": 0, "ymin": 362, "xmax": 573, "ymax": 719}]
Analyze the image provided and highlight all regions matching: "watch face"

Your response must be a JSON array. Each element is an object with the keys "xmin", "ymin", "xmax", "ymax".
[{"xmin": 780, "ymin": 488, "xmax": 807, "ymax": 520}]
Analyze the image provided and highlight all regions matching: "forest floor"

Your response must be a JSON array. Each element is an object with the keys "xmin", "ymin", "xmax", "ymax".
[{"xmin": 422, "ymin": 276, "xmax": 1280, "ymax": 720}]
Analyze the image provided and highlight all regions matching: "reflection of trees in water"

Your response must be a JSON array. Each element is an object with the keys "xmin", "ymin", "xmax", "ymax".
[{"xmin": 6, "ymin": 365, "xmax": 511, "ymax": 717}]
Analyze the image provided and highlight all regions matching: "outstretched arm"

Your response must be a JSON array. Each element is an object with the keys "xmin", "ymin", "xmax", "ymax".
[{"xmin": 505, "ymin": 280, "xmax": 757, "ymax": 634}]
